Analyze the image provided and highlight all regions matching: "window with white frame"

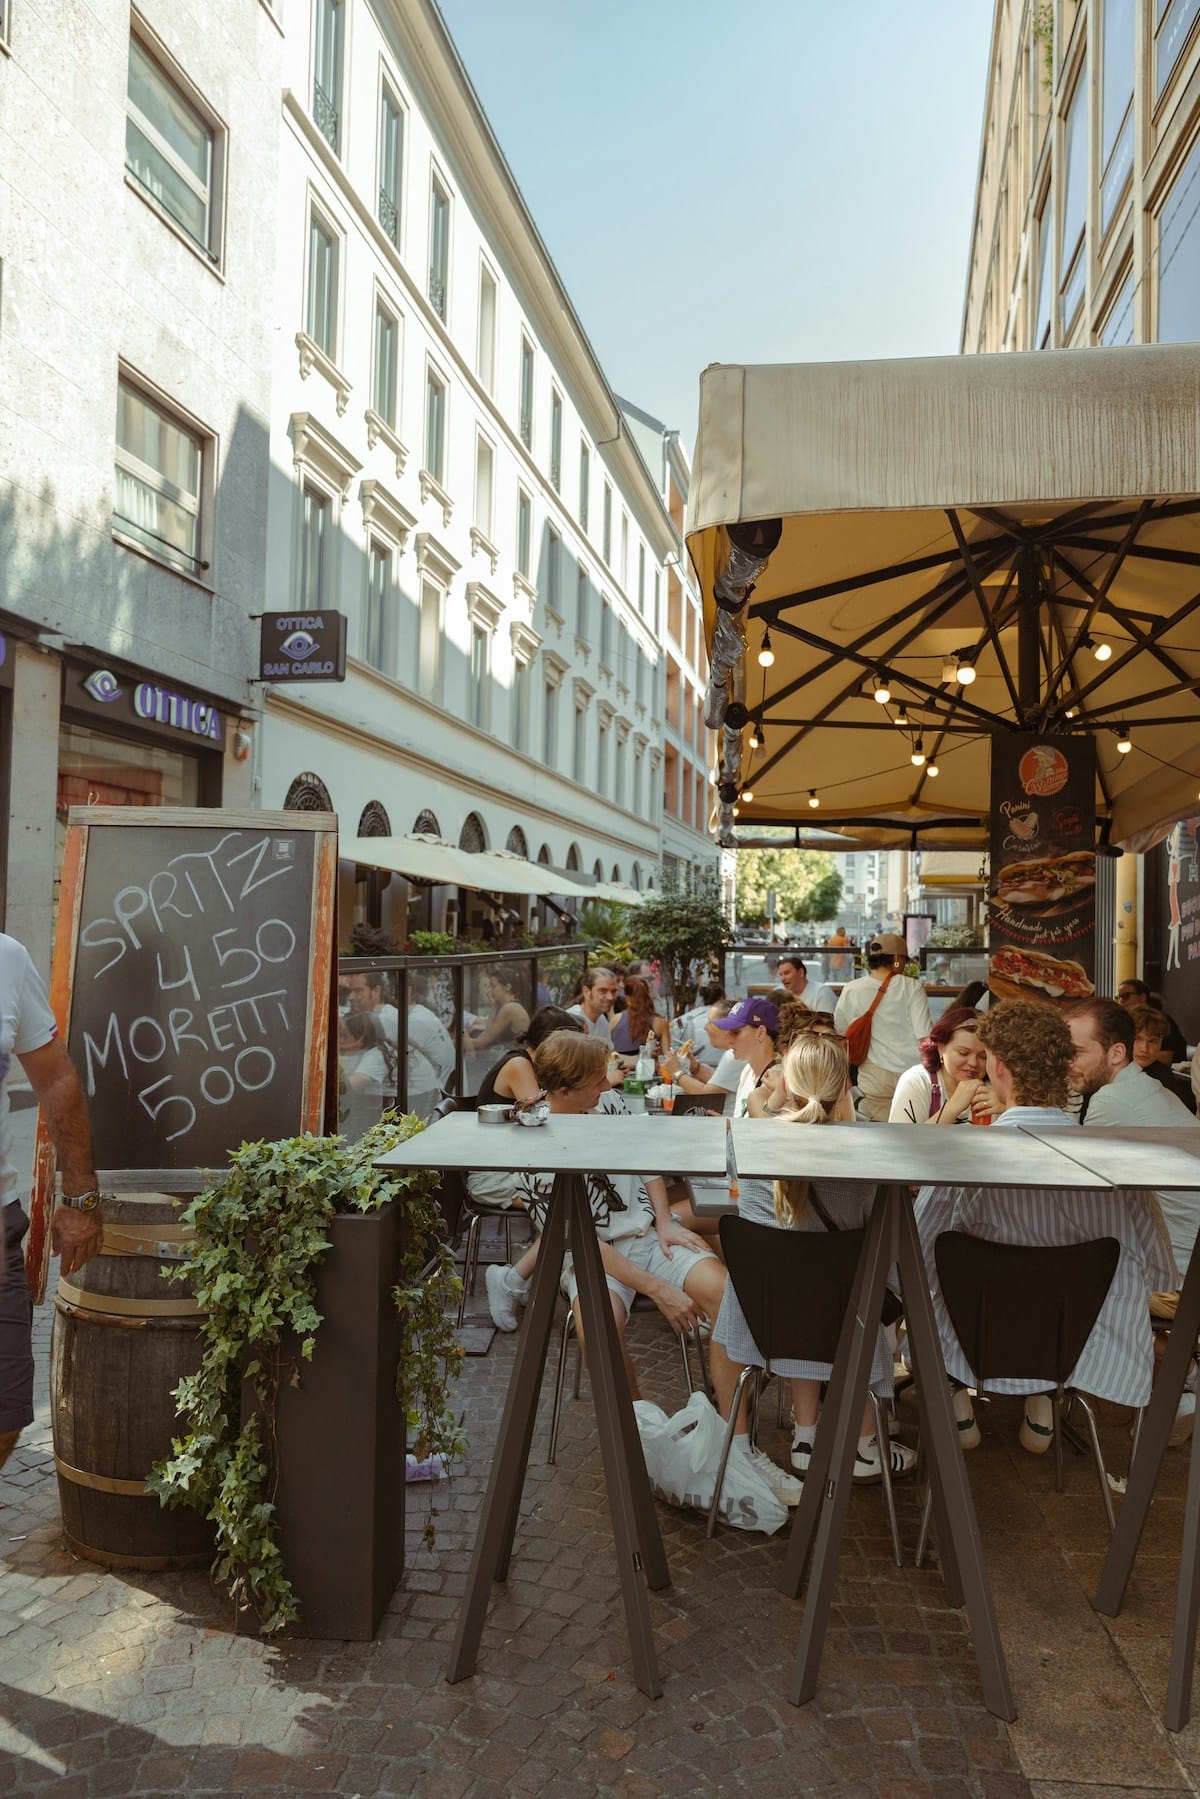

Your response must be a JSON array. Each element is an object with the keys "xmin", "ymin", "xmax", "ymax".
[
  {"xmin": 620, "ymin": 514, "xmax": 629, "ymax": 589},
  {"xmin": 579, "ymin": 440, "xmax": 590, "ymax": 532},
  {"xmin": 576, "ymin": 564, "xmax": 589, "ymax": 639},
  {"xmin": 469, "ymin": 623, "xmax": 491, "ymax": 730},
  {"xmin": 602, "ymin": 483, "xmax": 612, "ymax": 565},
  {"xmin": 474, "ymin": 434, "xmax": 494, "ymax": 535},
  {"xmin": 545, "ymin": 526, "xmax": 561, "ymax": 614},
  {"xmin": 429, "ymin": 173, "xmax": 449, "ymax": 321},
  {"xmin": 637, "ymin": 544, "xmax": 646, "ymax": 612},
  {"xmin": 372, "ymin": 299, "xmax": 398, "ymax": 427},
  {"xmin": 298, "ymin": 482, "xmax": 329, "ymax": 609},
  {"xmin": 306, "ymin": 208, "xmax": 339, "ymax": 358},
  {"xmin": 653, "ymin": 570, "xmax": 661, "ymax": 635},
  {"xmin": 633, "ymin": 744, "xmax": 644, "ymax": 815},
  {"xmin": 572, "ymin": 698, "xmax": 588, "ymax": 782},
  {"xmin": 114, "ymin": 373, "xmax": 206, "ymax": 573},
  {"xmin": 424, "ymin": 365, "xmax": 446, "ymax": 482},
  {"xmin": 519, "ymin": 337, "xmax": 534, "ymax": 450},
  {"xmin": 378, "ymin": 80, "xmax": 403, "ymax": 247},
  {"xmin": 550, "ymin": 389, "xmax": 563, "ymax": 490},
  {"xmin": 363, "ymin": 540, "xmax": 396, "ymax": 673},
  {"xmin": 312, "ymin": 0, "xmax": 344, "ymax": 153},
  {"xmin": 512, "ymin": 657, "xmax": 529, "ymax": 753},
  {"xmin": 1100, "ymin": 0, "xmax": 1134, "ymax": 236},
  {"xmin": 516, "ymin": 487, "xmax": 532, "ymax": 579},
  {"xmin": 476, "ymin": 263, "xmax": 497, "ymax": 391},
  {"xmin": 600, "ymin": 598, "xmax": 611, "ymax": 668},
  {"xmin": 418, "ymin": 578, "xmax": 443, "ymax": 702},
  {"xmin": 126, "ymin": 33, "xmax": 221, "ymax": 261},
  {"xmin": 597, "ymin": 714, "xmax": 612, "ymax": 798},
  {"xmin": 543, "ymin": 673, "xmax": 559, "ymax": 766},
  {"xmin": 1058, "ymin": 61, "xmax": 1088, "ymax": 336}
]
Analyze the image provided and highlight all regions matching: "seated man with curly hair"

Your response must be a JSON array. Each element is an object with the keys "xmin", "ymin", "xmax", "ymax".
[{"xmin": 915, "ymin": 997, "xmax": 1175, "ymax": 1454}]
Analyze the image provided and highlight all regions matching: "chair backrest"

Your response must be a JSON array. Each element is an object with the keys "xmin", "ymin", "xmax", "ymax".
[
  {"xmin": 934, "ymin": 1231, "xmax": 1120, "ymax": 1388},
  {"xmin": 718, "ymin": 1214, "xmax": 866, "ymax": 1364},
  {"xmin": 672, "ymin": 1090, "xmax": 727, "ymax": 1116}
]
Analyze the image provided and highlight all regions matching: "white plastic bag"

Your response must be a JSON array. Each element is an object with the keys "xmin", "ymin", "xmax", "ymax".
[{"xmin": 633, "ymin": 1390, "xmax": 787, "ymax": 1535}]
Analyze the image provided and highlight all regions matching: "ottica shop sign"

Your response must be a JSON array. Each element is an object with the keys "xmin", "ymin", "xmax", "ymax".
[
  {"xmin": 72, "ymin": 664, "xmax": 223, "ymax": 744},
  {"xmin": 257, "ymin": 611, "xmax": 347, "ymax": 682}
]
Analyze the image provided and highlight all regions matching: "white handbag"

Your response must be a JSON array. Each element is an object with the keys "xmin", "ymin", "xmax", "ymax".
[{"xmin": 633, "ymin": 1390, "xmax": 787, "ymax": 1535}]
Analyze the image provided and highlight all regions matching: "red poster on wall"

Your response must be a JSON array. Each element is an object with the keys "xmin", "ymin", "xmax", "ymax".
[{"xmin": 987, "ymin": 733, "xmax": 1097, "ymax": 1004}]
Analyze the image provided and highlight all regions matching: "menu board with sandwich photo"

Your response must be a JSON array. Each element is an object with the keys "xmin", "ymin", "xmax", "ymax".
[{"xmin": 987, "ymin": 733, "xmax": 1097, "ymax": 1004}]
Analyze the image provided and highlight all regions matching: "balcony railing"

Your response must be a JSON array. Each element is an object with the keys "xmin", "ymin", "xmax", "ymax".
[
  {"xmin": 428, "ymin": 271, "xmax": 447, "ymax": 321},
  {"xmin": 378, "ymin": 186, "xmax": 398, "ymax": 245},
  {"xmin": 313, "ymin": 80, "xmax": 340, "ymax": 152}
]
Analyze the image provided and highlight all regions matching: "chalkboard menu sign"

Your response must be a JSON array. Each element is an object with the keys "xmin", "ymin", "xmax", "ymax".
[
  {"xmin": 28, "ymin": 809, "xmax": 337, "ymax": 1299},
  {"xmin": 987, "ymin": 733, "xmax": 1097, "ymax": 1005}
]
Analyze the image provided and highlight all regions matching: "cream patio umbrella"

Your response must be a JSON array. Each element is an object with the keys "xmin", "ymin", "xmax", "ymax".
[{"xmin": 687, "ymin": 344, "xmax": 1200, "ymax": 851}]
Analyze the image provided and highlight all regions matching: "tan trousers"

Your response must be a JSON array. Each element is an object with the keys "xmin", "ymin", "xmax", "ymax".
[{"xmin": 856, "ymin": 1060, "xmax": 900, "ymax": 1123}]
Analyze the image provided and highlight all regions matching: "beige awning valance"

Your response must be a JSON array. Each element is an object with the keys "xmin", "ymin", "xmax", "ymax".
[
  {"xmin": 345, "ymin": 836, "xmax": 600, "ymax": 900},
  {"xmin": 687, "ymin": 344, "xmax": 1200, "ymax": 850}
]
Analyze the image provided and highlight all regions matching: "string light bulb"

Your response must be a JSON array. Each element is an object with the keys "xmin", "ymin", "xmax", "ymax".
[
  {"xmin": 1116, "ymin": 725, "xmax": 1132, "ymax": 754},
  {"xmin": 955, "ymin": 656, "xmax": 977, "ymax": 687},
  {"xmin": 747, "ymin": 719, "xmax": 761, "ymax": 750},
  {"xmin": 910, "ymin": 739, "xmax": 927, "ymax": 767},
  {"xmin": 894, "ymin": 705, "xmax": 910, "ymax": 728},
  {"xmin": 740, "ymin": 788, "xmax": 754, "ymax": 803},
  {"xmin": 873, "ymin": 672, "xmax": 892, "ymax": 705},
  {"xmin": 757, "ymin": 629, "xmax": 775, "ymax": 668},
  {"xmin": 808, "ymin": 790, "xmax": 820, "ymax": 809},
  {"xmin": 926, "ymin": 759, "xmax": 940, "ymax": 777},
  {"xmin": 1094, "ymin": 639, "xmax": 1112, "ymax": 662}
]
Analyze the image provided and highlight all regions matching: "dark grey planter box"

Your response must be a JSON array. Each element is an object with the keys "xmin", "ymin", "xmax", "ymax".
[{"xmin": 271, "ymin": 1202, "xmax": 407, "ymax": 1640}]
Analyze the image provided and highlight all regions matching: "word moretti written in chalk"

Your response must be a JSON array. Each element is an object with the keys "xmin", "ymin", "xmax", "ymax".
[{"xmin": 68, "ymin": 826, "xmax": 316, "ymax": 1166}]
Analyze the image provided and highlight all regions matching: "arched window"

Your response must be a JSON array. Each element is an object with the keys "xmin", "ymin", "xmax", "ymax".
[
  {"xmin": 537, "ymin": 844, "xmax": 551, "ymax": 865},
  {"xmin": 459, "ymin": 812, "xmax": 488, "ymax": 853},
  {"xmin": 284, "ymin": 772, "xmax": 333, "ymax": 812},
  {"xmin": 505, "ymin": 825, "xmax": 529, "ymax": 858},
  {"xmin": 593, "ymin": 859, "xmax": 603, "ymax": 880},
  {"xmin": 631, "ymin": 862, "xmax": 642, "ymax": 890},
  {"xmin": 358, "ymin": 801, "xmax": 391, "ymax": 837},
  {"xmin": 412, "ymin": 809, "xmax": 440, "ymax": 836},
  {"xmin": 566, "ymin": 843, "xmax": 581, "ymax": 871},
  {"xmin": 611, "ymin": 863, "xmax": 621, "ymax": 882}
]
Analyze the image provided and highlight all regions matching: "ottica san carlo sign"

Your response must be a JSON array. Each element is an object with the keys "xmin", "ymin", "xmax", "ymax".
[{"xmin": 258, "ymin": 612, "xmax": 347, "ymax": 683}]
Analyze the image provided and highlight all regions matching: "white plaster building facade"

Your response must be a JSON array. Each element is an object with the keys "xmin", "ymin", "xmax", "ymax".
[
  {"xmin": 261, "ymin": 0, "xmax": 677, "ymax": 936},
  {"xmin": 0, "ymin": 0, "xmax": 282, "ymax": 974}
]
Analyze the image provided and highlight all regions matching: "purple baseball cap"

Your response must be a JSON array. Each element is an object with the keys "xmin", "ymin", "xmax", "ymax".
[{"xmin": 720, "ymin": 996, "xmax": 781, "ymax": 1035}]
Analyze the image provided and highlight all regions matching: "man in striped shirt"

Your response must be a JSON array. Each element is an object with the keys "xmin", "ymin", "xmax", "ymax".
[{"xmin": 915, "ymin": 999, "xmax": 1175, "ymax": 1454}]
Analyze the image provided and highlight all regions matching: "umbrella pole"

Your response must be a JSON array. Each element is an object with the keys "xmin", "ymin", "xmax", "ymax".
[{"xmin": 1018, "ymin": 548, "xmax": 1043, "ymax": 717}]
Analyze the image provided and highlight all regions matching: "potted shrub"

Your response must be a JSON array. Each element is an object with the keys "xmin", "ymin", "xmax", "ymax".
[{"xmin": 149, "ymin": 1113, "xmax": 463, "ymax": 1639}]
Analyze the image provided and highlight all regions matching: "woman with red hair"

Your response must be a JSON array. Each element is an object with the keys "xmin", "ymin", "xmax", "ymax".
[
  {"xmin": 610, "ymin": 975, "xmax": 671, "ymax": 1062},
  {"xmin": 888, "ymin": 1006, "xmax": 995, "ymax": 1125}
]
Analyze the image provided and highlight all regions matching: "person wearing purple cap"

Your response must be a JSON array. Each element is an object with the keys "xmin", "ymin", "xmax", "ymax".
[
  {"xmin": 834, "ymin": 934, "xmax": 932, "ymax": 1122},
  {"xmin": 719, "ymin": 995, "xmax": 783, "ymax": 1118}
]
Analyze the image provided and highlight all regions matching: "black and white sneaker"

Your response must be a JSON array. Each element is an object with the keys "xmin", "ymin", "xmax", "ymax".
[{"xmin": 853, "ymin": 1436, "xmax": 917, "ymax": 1484}]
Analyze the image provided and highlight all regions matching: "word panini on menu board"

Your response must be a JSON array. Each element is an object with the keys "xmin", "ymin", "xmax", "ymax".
[
  {"xmin": 27, "ymin": 809, "xmax": 337, "ymax": 1301},
  {"xmin": 986, "ymin": 733, "xmax": 1098, "ymax": 1006}
]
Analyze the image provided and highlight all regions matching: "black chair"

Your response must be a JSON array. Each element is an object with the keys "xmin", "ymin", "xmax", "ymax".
[
  {"xmin": 426, "ymin": 1093, "xmax": 534, "ymax": 1326},
  {"xmin": 922, "ymin": 1231, "xmax": 1122, "ymax": 1544},
  {"xmin": 707, "ymin": 1214, "xmax": 904, "ymax": 1563}
]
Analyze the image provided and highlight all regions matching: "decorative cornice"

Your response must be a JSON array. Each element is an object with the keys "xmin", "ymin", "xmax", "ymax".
[
  {"xmin": 289, "ymin": 411, "xmax": 361, "ymax": 497},
  {"xmin": 597, "ymin": 699, "xmax": 617, "ymax": 728},
  {"xmin": 418, "ymin": 467, "xmax": 454, "ymax": 529},
  {"xmin": 469, "ymin": 524, "xmax": 500, "ymax": 575},
  {"xmin": 359, "ymin": 478, "xmax": 417, "ymax": 548},
  {"xmin": 511, "ymin": 619, "xmax": 542, "ymax": 666},
  {"xmin": 295, "ymin": 330, "xmax": 351, "ymax": 415},
  {"xmin": 543, "ymin": 650, "xmax": 569, "ymax": 684},
  {"xmin": 512, "ymin": 569, "xmax": 537, "ymax": 607},
  {"xmin": 414, "ymin": 530, "xmax": 461, "ymax": 587},
  {"xmin": 572, "ymin": 676, "xmax": 595, "ymax": 708},
  {"xmin": 364, "ymin": 408, "xmax": 408, "ymax": 478},
  {"xmin": 465, "ymin": 580, "xmax": 505, "ymax": 631}
]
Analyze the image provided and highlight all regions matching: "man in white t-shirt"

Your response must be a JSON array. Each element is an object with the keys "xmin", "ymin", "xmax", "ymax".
[
  {"xmin": 777, "ymin": 955, "xmax": 838, "ymax": 1016},
  {"xmin": 567, "ymin": 966, "xmax": 617, "ymax": 1043},
  {"xmin": 345, "ymin": 970, "xmax": 400, "ymax": 1043},
  {"xmin": 835, "ymin": 933, "xmax": 932, "ymax": 1122},
  {"xmin": 1, "ymin": 934, "xmax": 103, "ymax": 1469}
]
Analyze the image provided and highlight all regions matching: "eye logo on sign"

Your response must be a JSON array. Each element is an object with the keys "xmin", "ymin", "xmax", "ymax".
[
  {"xmin": 258, "ymin": 612, "xmax": 347, "ymax": 684},
  {"xmin": 279, "ymin": 630, "xmax": 318, "ymax": 661},
  {"xmin": 84, "ymin": 669, "xmax": 124, "ymax": 703}
]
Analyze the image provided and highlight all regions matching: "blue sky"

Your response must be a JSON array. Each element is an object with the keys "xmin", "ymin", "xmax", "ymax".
[{"xmin": 437, "ymin": 1, "xmax": 994, "ymax": 452}]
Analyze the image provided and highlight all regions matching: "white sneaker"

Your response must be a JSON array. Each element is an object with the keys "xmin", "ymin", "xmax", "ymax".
[
  {"xmin": 790, "ymin": 1431, "xmax": 815, "ymax": 1475},
  {"xmin": 1169, "ymin": 1391, "xmax": 1196, "ymax": 1448},
  {"xmin": 953, "ymin": 1385, "xmax": 982, "ymax": 1450},
  {"xmin": 853, "ymin": 1435, "xmax": 917, "ymax": 1484},
  {"xmin": 1019, "ymin": 1392, "xmax": 1055, "ymax": 1454},
  {"xmin": 740, "ymin": 1440, "xmax": 804, "ymax": 1506},
  {"xmin": 485, "ymin": 1264, "xmax": 522, "ymax": 1331}
]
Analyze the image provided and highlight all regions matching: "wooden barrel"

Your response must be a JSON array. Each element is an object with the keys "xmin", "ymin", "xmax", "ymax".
[{"xmin": 49, "ymin": 1196, "xmax": 214, "ymax": 1569}]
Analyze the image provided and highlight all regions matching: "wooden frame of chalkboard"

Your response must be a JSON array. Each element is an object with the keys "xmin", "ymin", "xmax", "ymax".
[{"xmin": 27, "ymin": 808, "xmax": 338, "ymax": 1302}]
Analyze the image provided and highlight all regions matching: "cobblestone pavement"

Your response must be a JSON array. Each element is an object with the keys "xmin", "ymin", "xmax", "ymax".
[{"xmin": 4, "ymin": 1223, "xmax": 1200, "ymax": 1795}]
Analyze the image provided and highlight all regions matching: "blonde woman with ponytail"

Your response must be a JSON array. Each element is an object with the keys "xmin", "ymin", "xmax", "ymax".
[{"xmin": 708, "ymin": 1033, "xmax": 917, "ymax": 1485}]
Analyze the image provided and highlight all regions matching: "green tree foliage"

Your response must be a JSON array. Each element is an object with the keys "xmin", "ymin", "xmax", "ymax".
[
  {"xmin": 735, "ymin": 849, "xmax": 842, "ymax": 925},
  {"xmin": 627, "ymin": 874, "xmax": 732, "ymax": 1010}
]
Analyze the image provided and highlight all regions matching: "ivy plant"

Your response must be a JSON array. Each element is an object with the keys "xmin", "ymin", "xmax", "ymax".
[{"xmin": 148, "ymin": 1112, "xmax": 464, "ymax": 1635}]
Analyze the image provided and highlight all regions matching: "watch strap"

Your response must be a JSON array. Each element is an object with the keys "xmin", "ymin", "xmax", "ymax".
[{"xmin": 60, "ymin": 1189, "xmax": 103, "ymax": 1213}]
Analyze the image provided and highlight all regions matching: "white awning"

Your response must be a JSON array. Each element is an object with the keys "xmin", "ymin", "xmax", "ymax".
[
  {"xmin": 344, "ymin": 835, "xmax": 484, "ymax": 887},
  {"xmin": 459, "ymin": 850, "xmax": 594, "ymax": 899},
  {"xmin": 585, "ymin": 882, "xmax": 646, "ymax": 906}
]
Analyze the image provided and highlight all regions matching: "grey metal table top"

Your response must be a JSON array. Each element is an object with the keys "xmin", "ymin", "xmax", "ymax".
[
  {"xmin": 1015, "ymin": 1124, "xmax": 1200, "ymax": 1190},
  {"xmin": 729, "ymin": 1120, "xmax": 1113, "ymax": 1188},
  {"xmin": 375, "ymin": 1110, "xmax": 729, "ymax": 1177}
]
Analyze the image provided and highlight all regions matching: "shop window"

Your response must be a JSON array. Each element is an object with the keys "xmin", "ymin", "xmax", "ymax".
[
  {"xmin": 126, "ymin": 29, "xmax": 223, "ymax": 263},
  {"xmin": 114, "ymin": 372, "xmax": 207, "ymax": 574},
  {"xmin": 284, "ymin": 771, "xmax": 333, "ymax": 811},
  {"xmin": 58, "ymin": 721, "xmax": 201, "ymax": 819},
  {"xmin": 1157, "ymin": 131, "xmax": 1200, "ymax": 342}
]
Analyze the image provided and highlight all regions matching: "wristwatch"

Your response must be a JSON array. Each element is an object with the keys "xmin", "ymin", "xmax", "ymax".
[{"xmin": 60, "ymin": 1188, "xmax": 103, "ymax": 1213}]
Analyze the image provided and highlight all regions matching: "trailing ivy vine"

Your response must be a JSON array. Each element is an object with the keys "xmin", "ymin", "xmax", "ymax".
[{"xmin": 148, "ymin": 1112, "xmax": 464, "ymax": 1634}]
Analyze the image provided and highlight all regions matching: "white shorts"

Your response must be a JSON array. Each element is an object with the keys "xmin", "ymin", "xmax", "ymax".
[{"xmin": 563, "ymin": 1232, "xmax": 718, "ymax": 1319}]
